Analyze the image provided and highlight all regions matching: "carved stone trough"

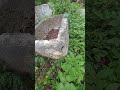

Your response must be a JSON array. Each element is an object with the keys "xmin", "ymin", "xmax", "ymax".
[{"xmin": 35, "ymin": 14, "xmax": 69, "ymax": 59}]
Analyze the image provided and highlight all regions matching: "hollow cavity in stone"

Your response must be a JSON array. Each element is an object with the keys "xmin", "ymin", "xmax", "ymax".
[{"xmin": 44, "ymin": 28, "xmax": 59, "ymax": 40}]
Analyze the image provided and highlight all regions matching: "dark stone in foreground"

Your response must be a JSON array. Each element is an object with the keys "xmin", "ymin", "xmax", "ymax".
[{"xmin": 0, "ymin": 33, "xmax": 34, "ymax": 74}]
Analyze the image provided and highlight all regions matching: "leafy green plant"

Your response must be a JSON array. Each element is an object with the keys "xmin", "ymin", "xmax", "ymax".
[
  {"xmin": 86, "ymin": 0, "xmax": 120, "ymax": 90},
  {"xmin": 54, "ymin": 12, "xmax": 85, "ymax": 90},
  {"xmin": 35, "ymin": 0, "xmax": 48, "ymax": 5},
  {"xmin": 0, "ymin": 72, "xmax": 30, "ymax": 90},
  {"xmin": 35, "ymin": 1, "xmax": 85, "ymax": 90},
  {"xmin": 48, "ymin": 0, "xmax": 82, "ymax": 14}
]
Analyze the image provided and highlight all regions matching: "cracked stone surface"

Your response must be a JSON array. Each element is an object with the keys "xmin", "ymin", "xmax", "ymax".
[{"xmin": 35, "ymin": 14, "xmax": 69, "ymax": 59}]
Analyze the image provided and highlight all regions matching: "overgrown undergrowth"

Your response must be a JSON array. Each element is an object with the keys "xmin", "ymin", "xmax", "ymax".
[{"xmin": 35, "ymin": 1, "xmax": 85, "ymax": 89}]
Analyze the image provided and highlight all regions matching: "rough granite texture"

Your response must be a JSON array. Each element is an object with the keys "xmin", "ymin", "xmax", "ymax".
[{"xmin": 35, "ymin": 14, "xmax": 69, "ymax": 59}]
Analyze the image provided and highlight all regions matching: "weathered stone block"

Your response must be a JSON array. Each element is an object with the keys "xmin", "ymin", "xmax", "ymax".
[{"xmin": 35, "ymin": 14, "xmax": 69, "ymax": 59}]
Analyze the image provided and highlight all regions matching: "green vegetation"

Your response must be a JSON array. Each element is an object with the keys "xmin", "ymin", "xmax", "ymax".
[
  {"xmin": 0, "ymin": 0, "xmax": 85, "ymax": 90},
  {"xmin": 0, "ymin": 70, "xmax": 34, "ymax": 89},
  {"xmin": 35, "ymin": 0, "xmax": 48, "ymax": 5},
  {"xmin": 35, "ymin": 0, "xmax": 85, "ymax": 90},
  {"xmin": 86, "ymin": 0, "xmax": 120, "ymax": 89}
]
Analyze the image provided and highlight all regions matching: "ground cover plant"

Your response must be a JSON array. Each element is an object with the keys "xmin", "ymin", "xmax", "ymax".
[
  {"xmin": 86, "ymin": 0, "xmax": 120, "ymax": 89},
  {"xmin": 0, "ymin": 0, "xmax": 85, "ymax": 90},
  {"xmin": 35, "ymin": 0, "xmax": 85, "ymax": 90},
  {"xmin": 0, "ymin": 65, "xmax": 34, "ymax": 89}
]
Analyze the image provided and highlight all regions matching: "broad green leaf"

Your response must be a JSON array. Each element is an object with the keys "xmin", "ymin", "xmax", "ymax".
[
  {"xmin": 56, "ymin": 83, "xmax": 65, "ymax": 90},
  {"xmin": 58, "ymin": 71, "xmax": 66, "ymax": 83},
  {"xmin": 79, "ymin": 61, "xmax": 85, "ymax": 66}
]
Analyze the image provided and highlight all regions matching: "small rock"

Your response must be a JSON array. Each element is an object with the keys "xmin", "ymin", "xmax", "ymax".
[{"xmin": 35, "ymin": 4, "xmax": 52, "ymax": 25}]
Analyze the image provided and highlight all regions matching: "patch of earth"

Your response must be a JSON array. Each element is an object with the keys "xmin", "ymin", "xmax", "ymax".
[{"xmin": 45, "ymin": 29, "xmax": 59, "ymax": 40}]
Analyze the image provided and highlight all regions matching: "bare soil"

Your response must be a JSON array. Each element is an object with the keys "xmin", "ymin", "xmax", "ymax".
[{"xmin": 45, "ymin": 29, "xmax": 59, "ymax": 40}]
